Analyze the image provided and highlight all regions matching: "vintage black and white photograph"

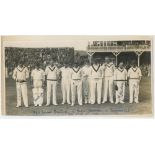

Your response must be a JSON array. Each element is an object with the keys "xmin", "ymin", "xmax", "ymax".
[{"xmin": 1, "ymin": 36, "xmax": 153, "ymax": 116}]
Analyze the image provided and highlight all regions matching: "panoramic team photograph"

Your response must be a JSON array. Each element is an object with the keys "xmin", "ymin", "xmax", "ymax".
[{"xmin": 1, "ymin": 36, "xmax": 153, "ymax": 116}]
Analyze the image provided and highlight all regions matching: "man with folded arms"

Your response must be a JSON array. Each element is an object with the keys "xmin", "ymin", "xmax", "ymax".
[{"xmin": 12, "ymin": 60, "xmax": 29, "ymax": 108}]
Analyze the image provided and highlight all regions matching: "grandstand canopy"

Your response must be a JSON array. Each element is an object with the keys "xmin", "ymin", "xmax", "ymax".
[{"xmin": 87, "ymin": 40, "xmax": 151, "ymax": 53}]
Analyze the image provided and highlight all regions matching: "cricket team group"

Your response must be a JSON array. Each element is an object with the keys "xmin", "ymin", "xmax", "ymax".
[{"xmin": 12, "ymin": 56, "xmax": 142, "ymax": 108}]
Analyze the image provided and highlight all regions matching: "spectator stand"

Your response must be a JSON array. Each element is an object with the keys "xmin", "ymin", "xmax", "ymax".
[{"xmin": 87, "ymin": 40, "xmax": 151, "ymax": 67}]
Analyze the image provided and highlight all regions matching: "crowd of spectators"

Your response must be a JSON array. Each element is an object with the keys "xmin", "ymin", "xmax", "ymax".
[
  {"xmin": 140, "ymin": 64, "xmax": 151, "ymax": 77},
  {"xmin": 5, "ymin": 47, "xmax": 74, "ymax": 76}
]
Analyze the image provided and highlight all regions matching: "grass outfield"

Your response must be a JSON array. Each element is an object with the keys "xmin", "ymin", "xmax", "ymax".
[{"xmin": 5, "ymin": 77, "xmax": 152, "ymax": 116}]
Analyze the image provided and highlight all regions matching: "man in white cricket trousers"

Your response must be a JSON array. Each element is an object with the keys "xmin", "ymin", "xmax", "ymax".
[
  {"xmin": 45, "ymin": 60, "xmax": 59, "ymax": 106},
  {"xmin": 90, "ymin": 58, "xmax": 103, "ymax": 104},
  {"xmin": 128, "ymin": 61, "xmax": 142, "ymax": 104},
  {"xmin": 31, "ymin": 63, "xmax": 45, "ymax": 106},
  {"xmin": 114, "ymin": 62, "xmax": 127, "ymax": 104},
  {"xmin": 71, "ymin": 63, "xmax": 83, "ymax": 106},
  {"xmin": 12, "ymin": 61, "xmax": 29, "ymax": 107},
  {"xmin": 60, "ymin": 62, "xmax": 72, "ymax": 105},
  {"xmin": 102, "ymin": 57, "xmax": 115, "ymax": 104},
  {"xmin": 82, "ymin": 60, "xmax": 91, "ymax": 104}
]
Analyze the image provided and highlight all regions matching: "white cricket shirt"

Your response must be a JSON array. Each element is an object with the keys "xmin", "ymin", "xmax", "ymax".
[
  {"xmin": 60, "ymin": 67, "xmax": 72, "ymax": 79},
  {"xmin": 71, "ymin": 67, "xmax": 82, "ymax": 80},
  {"xmin": 31, "ymin": 69, "xmax": 45, "ymax": 80},
  {"xmin": 82, "ymin": 65, "xmax": 91, "ymax": 78},
  {"xmin": 90, "ymin": 64, "xmax": 102, "ymax": 78},
  {"xmin": 104, "ymin": 63, "xmax": 115, "ymax": 77},
  {"xmin": 128, "ymin": 67, "xmax": 142, "ymax": 79},
  {"xmin": 13, "ymin": 66, "xmax": 29, "ymax": 81},
  {"xmin": 45, "ymin": 65, "xmax": 59, "ymax": 80},
  {"xmin": 114, "ymin": 68, "xmax": 127, "ymax": 81}
]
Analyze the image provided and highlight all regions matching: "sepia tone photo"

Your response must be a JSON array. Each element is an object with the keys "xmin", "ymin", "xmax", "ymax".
[{"xmin": 1, "ymin": 36, "xmax": 153, "ymax": 116}]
